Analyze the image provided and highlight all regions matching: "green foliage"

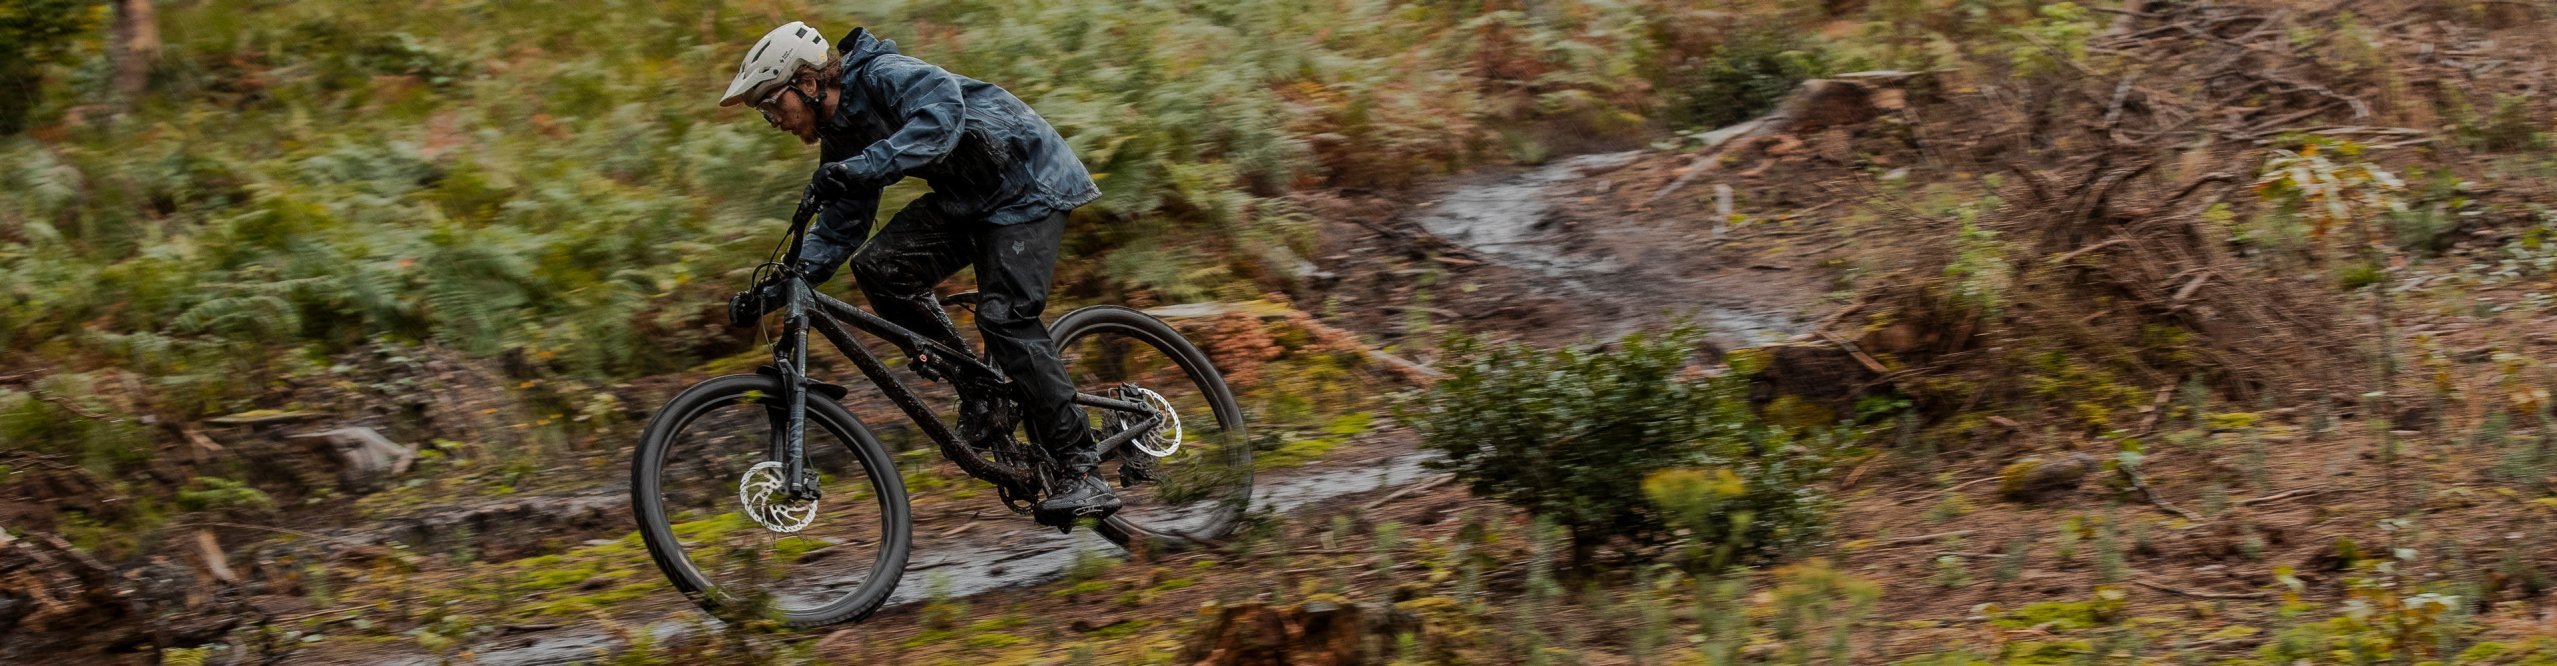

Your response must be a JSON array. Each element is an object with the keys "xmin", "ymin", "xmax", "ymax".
[
  {"xmin": 0, "ymin": 0, "xmax": 1782, "ymax": 448},
  {"xmin": 1416, "ymin": 326, "xmax": 1831, "ymax": 563},
  {"xmin": 0, "ymin": 376, "xmax": 151, "ymax": 472},
  {"xmin": 2386, "ymin": 167, "xmax": 2477, "ymax": 255},
  {"xmin": 2256, "ymin": 560, "xmax": 2469, "ymax": 664},
  {"xmin": 1991, "ymin": 586, "xmax": 2128, "ymax": 631},
  {"xmin": 2254, "ymin": 137, "xmax": 2408, "ymax": 242},
  {"xmin": 0, "ymin": 0, "xmax": 99, "ymax": 134},
  {"xmin": 175, "ymin": 475, "xmax": 273, "ymax": 513},
  {"xmin": 2453, "ymin": 93, "xmax": 2546, "ymax": 152},
  {"xmin": 1943, "ymin": 202, "xmax": 2013, "ymax": 318},
  {"xmin": 1769, "ymin": 559, "xmax": 1883, "ymax": 664},
  {"xmin": 1667, "ymin": 27, "xmax": 1835, "ymax": 129},
  {"xmin": 1997, "ymin": 2, "xmax": 2098, "ymax": 77}
]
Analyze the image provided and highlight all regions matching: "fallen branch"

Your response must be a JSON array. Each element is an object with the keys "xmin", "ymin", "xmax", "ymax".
[
  {"xmin": 1944, "ymin": 476, "xmax": 2001, "ymax": 493},
  {"xmin": 1816, "ymin": 331, "xmax": 1893, "ymax": 376},
  {"xmin": 33, "ymin": 394, "xmax": 108, "ymax": 420},
  {"xmin": 2048, "ymin": 238, "xmax": 2131, "ymax": 265},
  {"xmin": 1794, "ymin": 238, "xmax": 1854, "ymax": 257},
  {"xmin": 2135, "ymin": 580, "xmax": 2270, "ymax": 600},
  {"xmin": 1836, "ymin": 453, "xmax": 1886, "ymax": 489},
  {"xmin": 193, "ymin": 529, "xmax": 238, "ymax": 584},
  {"xmin": 1645, "ymin": 119, "xmax": 1773, "ymax": 205},
  {"xmin": 2167, "ymin": 272, "xmax": 2214, "ymax": 310},
  {"xmin": 1363, "ymin": 347, "xmax": 1446, "ymax": 382},
  {"xmin": 2120, "ymin": 462, "xmax": 2204, "ymax": 522},
  {"xmin": 2129, "ymin": 381, "xmax": 2181, "ymax": 437},
  {"xmin": 1359, "ymin": 475, "xmax": 1454, "ymax": 511},
  {"xmin": 1865, "ymin": 530, "xmax": 1978, "ymax": 549},
  {"xmin": 165, "ymin": 522, "xmax": 420, "ymax": 567},
  {"xmin": 1805, "ymin": 296, "xmax": 1872, "ymax": 336},
  {"xmin": 2232, "ymin": 488, "xmax": 2324, "ymax": 507}
]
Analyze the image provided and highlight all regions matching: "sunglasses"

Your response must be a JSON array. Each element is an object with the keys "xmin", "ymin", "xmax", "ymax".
[{"xmin": 755, "ymin": 86, "xmax": 792, "ymax": 126}]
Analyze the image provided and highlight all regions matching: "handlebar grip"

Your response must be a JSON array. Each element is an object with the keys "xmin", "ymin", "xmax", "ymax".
[{"xmin": 727, "ymin": 290, "xmax": 764, "ymax": 328}]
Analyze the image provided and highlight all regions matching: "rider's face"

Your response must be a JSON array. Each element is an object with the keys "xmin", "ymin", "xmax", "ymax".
[{"xmin": 756, "ymin": 80, "xmax": 822, "ymax": 145}]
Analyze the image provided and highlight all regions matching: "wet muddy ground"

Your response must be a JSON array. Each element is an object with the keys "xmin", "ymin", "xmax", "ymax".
[
  {"xmin": 1305, "ymin": 146, "xmax": 1842, "ymax": 361},
  {"xmin": 365, "ymin": 446, "xmax": 1443, "ymax": 666},
  {"xmin": 331, "ymin": 148, "xmax": 1850, "ymax": 663},
  {"xmin": 1405, "ymin": 151, "xmax": 1813, "ymax": 346}
]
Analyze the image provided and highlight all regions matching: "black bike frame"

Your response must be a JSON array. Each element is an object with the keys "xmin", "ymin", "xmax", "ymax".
[{"xmin": 760, "ymin": 194, "xmax": 1161, "ymax": 501}]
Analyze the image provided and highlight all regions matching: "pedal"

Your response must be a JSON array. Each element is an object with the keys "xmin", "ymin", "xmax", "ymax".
[
  {"xmin": 1031, "ymin": 508, "xmax": 1075, "ymax": 533},
  {"xmin": 1031, "ymin": 504, "xmax": 1118, "ymax": 533},
  {"xmin": 1118, "ymin": 452, "xmax": 1159, "ymax": 487}
]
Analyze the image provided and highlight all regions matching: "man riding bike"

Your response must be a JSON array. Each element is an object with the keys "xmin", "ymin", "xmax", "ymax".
[{"xmin": 719, "ymin": 21, "xmax": 1118, "ymax": 520}]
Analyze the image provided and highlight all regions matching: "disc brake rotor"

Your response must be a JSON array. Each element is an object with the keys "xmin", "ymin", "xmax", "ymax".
[
  {"xmin": 1126, "ymin": 387, "xmax": 1182, "ymax": 458},
  {"xmin": 738, "ymin": 461, "xmax": 818, "ymax": 533}
]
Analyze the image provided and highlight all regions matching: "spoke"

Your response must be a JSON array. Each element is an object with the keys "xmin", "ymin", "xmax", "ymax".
[{"xmin": 654, "ymin": 395, "xmax": 890, "ymax": 615}]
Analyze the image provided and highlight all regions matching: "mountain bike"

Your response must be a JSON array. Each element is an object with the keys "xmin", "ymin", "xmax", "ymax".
[{"xmin": 630, "ymin": 192, "xmax": 1251, "ymax": 627}]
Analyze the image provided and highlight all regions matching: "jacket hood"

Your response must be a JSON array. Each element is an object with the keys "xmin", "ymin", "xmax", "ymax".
[{"xmin": 838, "ymin": 28, "xmax": 900, "ymax": 71}]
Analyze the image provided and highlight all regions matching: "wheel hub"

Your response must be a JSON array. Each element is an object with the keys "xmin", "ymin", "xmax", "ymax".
[
  {"xmin": 738, "ymin": 461, "xmax": 818, "ymax": 533},
  {"xmin": 1124, "ymin": 386, "xmax": 1182, "ymax": 457}
]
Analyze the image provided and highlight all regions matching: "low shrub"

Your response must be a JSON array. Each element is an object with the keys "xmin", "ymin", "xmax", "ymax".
[{"xmin": 1414, "ymin": 326, "xmax": 1833, "ymax": 567}]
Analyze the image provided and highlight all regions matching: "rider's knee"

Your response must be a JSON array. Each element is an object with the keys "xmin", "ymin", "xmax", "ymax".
[
  {"xmin": 972, "ymin": 293, "xmax": 1046, "ymax": 329},
  {"xmin": 846, "ymin": 252, "xmax": 907, "ymax": 292}
]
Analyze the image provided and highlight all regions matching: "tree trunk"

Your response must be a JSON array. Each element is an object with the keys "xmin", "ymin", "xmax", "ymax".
[{"xmin": 110, "ymin": 0, "xmax": 159, "ymax": 106}]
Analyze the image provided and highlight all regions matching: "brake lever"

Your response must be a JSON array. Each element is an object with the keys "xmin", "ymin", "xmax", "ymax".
[{"xmin": 792, "ymin": 188, "xmax": 821, "ymax": 223}]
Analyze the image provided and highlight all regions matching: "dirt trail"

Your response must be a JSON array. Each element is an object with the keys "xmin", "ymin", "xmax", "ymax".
[
  {"xmin": 1405, "ymin": 150, "xmax": 1813, "ymax": 346},
  {"xmin": 366, "ymin": 450, "xmax": 1445, "ymax": 666},
  {"xmin": 346, "ymin": 150, "xmax": 1838, "ymax": 664}
]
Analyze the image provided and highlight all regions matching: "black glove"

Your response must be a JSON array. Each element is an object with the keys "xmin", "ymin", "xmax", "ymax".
[
  {"xmin": 726, "ymin": 280, "xmax": 789, "ymax": 328},
  {"xmin": 809, "ymin": 161, "xmax": 861, "ymax": 201}
]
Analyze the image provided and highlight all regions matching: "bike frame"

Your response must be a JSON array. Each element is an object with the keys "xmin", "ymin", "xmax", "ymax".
[{"xmin": 759, "ymin": 194, "xmax": 1162, "ymax": 502}]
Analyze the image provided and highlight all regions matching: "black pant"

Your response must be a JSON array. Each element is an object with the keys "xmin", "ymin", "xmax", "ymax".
[{"xmin": 846, "ymin": 199, "xmax": 1093, "ymax": 467}]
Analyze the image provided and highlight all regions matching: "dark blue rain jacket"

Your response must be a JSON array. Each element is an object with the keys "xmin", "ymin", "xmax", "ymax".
[{"xmin": 798, "ymin": 28, "xmax": 1103, "ymax": 281}]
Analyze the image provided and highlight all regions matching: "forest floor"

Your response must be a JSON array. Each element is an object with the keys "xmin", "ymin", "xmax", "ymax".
[
  {"xmin": 40, "ymin": 2, "xmax": 2557, "ymax": 663},
  {"xmin": 246, "ymin": 132, "xmax": 1864, "ymax": 665}
]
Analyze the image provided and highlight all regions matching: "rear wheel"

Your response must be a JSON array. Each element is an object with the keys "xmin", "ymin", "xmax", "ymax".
[
  {"xmin": 631, "ymin": 374, "xmax": 911, "ymax": 627},
  {"xmin": 1048, "ymin": 305, "xmax": 1250, "ymax": 553}
]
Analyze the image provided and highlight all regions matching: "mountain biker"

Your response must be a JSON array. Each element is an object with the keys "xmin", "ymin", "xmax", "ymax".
[{"xmin": 720, "ymin": 22, "xmax": 1119, "ymax": 520}]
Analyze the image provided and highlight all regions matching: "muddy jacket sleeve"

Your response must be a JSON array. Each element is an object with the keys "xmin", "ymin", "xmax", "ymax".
[
  {"xmin": 798, "ymin": 189, "xmax": 879, "ymax": 284},
  {"xmin": 797, "ymin": 140, "xmax": 882, "ymax": 285},
  {"xmin": 830, "ymin": 56, "xmax": 965, "ymax": 188}
]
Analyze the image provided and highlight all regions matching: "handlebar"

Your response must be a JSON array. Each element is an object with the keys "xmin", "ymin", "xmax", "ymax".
[
  {"xmin": 732, "ymin": 189, "xmax": 826, "ymax": 328},
  {"xmin": 776, "ymin": 188, "xmax": 823, "ymax": 270}
]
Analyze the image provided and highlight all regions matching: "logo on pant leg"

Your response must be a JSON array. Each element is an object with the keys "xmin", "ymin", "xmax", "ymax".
[{"xmin": 1011, "ymin": 240, "xmax": 1026, "ymax": 255}]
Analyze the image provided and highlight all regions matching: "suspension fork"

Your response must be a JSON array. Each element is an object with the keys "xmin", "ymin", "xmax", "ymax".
[{"xmin": 772, "ymin": 279, "xmax": 818, "ymax": 501}]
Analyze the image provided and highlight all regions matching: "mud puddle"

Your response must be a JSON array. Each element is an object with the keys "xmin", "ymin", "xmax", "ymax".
[
  {"xmin": 874, "ymin": 450, "xmax": 1440, "ymax": 607},
  {"xmin": 1409, "ymin": 151, "xmax": 1807, "ymax": 345},
  {"xmin": 396, "ymin": 452, "xmax": 1444, "ymax": 665}
]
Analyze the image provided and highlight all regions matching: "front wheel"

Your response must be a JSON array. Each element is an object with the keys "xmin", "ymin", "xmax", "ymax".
[
  {"xmin": 631, "ymin": 374, "xmax": 911, "ymax": 627},
  {"xmin": 1049, "ymin": 305, "xmax": 1251, "ymax": 554}
]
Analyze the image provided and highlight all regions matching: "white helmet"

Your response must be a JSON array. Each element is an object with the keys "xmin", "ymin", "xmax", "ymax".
[{"xmin": 719, "ymin": 21, "xmax": 831, "ymax": 108}]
